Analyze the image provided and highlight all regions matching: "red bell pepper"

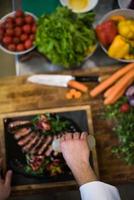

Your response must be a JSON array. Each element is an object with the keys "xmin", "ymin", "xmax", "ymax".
[{"xmin": 95, "ymin": 19, "xmax": 118, "ymax": 47}]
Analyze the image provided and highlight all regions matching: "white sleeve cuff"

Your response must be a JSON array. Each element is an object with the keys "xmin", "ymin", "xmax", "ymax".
[{"xmin": 80, "ymin": 181, "xmax": 121, "ymax": 200}]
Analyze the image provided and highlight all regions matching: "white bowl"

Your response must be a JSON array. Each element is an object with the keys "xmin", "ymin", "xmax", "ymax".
[
  {"xmin": 60, "ymin": 0, "xmax": 98, "ymax": 13},
  {"xmin": 0, "ymin": 11, "xmax": 37, "ymax": 55},
  {"xmin": 98, "ymin": 9, "xmax": 134, "ymax": 63},
  {"xmin": 118, "ymin": 0, "xmax": 132, "ymax": 8}
]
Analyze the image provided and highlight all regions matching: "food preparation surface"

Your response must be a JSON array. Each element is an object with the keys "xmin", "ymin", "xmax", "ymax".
[{"xmin": 0, "ymin": 66, "xmax": 134, "ymax": 187}]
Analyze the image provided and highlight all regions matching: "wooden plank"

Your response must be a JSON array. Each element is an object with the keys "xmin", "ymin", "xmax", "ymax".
[
  {"xmin": 0, "ymin": 105, "xmax": 99, "ymax": 193},
  {"xmin": 0, "ymin": 66, "xmax": 133, "ymax": 188}
]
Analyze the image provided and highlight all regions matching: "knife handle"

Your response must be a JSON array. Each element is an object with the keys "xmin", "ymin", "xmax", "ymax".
[
  {"xmin": 75, "ymin": 75, "xmax": 110, "ymax": 83},
  {"xmin": 75, "ymin": 76, "xmax": 99, "ymax": 82}
]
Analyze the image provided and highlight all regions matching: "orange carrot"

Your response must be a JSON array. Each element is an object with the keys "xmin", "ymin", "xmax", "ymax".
[
  {"xmin": 104, "ymin": 85, "xmax": 115, "ymax": 98},
  {"xmin": 90, "ymin": 63, "xmax": 134, "ymax": 97},
  {"xmin": 105, "ymin": 90, "xmax": 124, "ymax": 105},
  {"xmin": 70, "ymin": 89, "xmax": 78, "ymax": 95},
  {"xmin": 66, "ymin": 92, "xmax": 73, "ymax": 99},
  {"xmin": 74, "ymin": 91, "xmax": 82, "ymax": 99},
  {"xmin": 104, "ymin": 70, "xmax": 134, "ymax": 105},
  {"xmin": 66, "ymin": 89, "xmax": 82, "ymax": 99},
  {"xmin": 68, "ymin": 80, "xmax": 88, "ymax": 93}
]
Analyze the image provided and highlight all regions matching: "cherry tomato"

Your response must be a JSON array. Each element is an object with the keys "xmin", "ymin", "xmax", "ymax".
[
  {"xmin": 6, "ymin": 28, "xmax": 14, "ymax": 36},
  {"xmin": 3, "ymin": 36, "xmax": 12, "ymax": 45},
  {"xmin": 7, "ymin": 44, "xmax": 16, "ymax": 51},
  {"xmin": 25, "ymin": 15, "xmax": 34, "ymax": 24},
  {"xmin": 24, "ymin": 39, "xmax": 33, "ymax": 49},
  {"xmin": 120, "ymin": 103, "xmax": 130, "ymax": 113},
  {"xmin": 15, "ymin": 17, "xmax": 24, "ymax": 26},
  {"xmin": 13, "ymin": 37, "xmax": 20, "ymax": 44},
  {"xmin": 16, "ymin": 43, "xmax": 25, "ymax": 51},
  {"xmin": 15, "ymin": 10, "xmax": 24, "ymax": 17},
  {"xmin": 20, "ymin": 34, "xmax": 28, "ymax": 42},
  {"xmin": 14, "ymin": 27, "xmax": 22, "ymax": 36},
  {"xmin": 22, "ymin": 24, "xmax": 31, "ymax": 34}
]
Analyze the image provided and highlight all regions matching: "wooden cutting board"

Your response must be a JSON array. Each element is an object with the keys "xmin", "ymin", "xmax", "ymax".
[{"xmin": 0, "ymin": 66, "xmax": 133, "ymax": 187}]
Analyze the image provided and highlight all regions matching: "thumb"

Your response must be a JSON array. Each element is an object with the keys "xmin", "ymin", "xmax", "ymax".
[{"xmin": 4, "ymin": 170, "xmax": 12, "ymax": 187}]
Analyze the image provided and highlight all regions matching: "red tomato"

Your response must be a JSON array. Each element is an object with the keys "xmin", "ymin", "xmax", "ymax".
[
  {"xmin": 15, "ymin": 10, "xmax": 24, "ymax": 17},
  {"xmin": 22, "ymin": 24, "xmax": 31, "ymax": 34},
  {"xmin": 0, "ymin": 28, "xmax": 4, "ymax": 35},
  {"xmin": 0, "ymin": 33, "xmax": 3, "ymax": 42},
  {"xmin": 120, "ymin": 103, "xmax": 130, "ymax": 113},
  {"xmin": 24, "ymin": 39, "xmax": 33, "ymax": 49},
  {"xmin": 5, "ymin": 16, "xmax": 14, "ymax": 24},
  {"xmin": 6, "ymin": 28, "xmax": 14, "ymax": 36},
  {"xmin": 24, "ymin": 15, "xmax": 34, "ymax": 24},
  {"xmin": 5, "ymin": 22, "xmax": 14, "ymax": 29},
  {"xmin": 20, "ymin": 34, "xmax": 28, "ymax": 42},
  {"xmin": 3, "ymin": 36, "xmax": 12, "ymax": 45},
  {"xmin": 7, "ymin": 44, "xmax": 16, "ymax": 51},
  {"xmin": 13, "ymin": 37, "xmax": 20, "ymax": 44},
  {"xmin": 29, "ymin": 34, "xmax": 35, "ymax": 41},
  {"xmin": 14, "ymin": 27, "xmax": 22, "ymax": 36},
  {"xmin": 15, "ymin": 17, "xmax": 24, "ymax": 26},
  {"xmin": 16, "ymin": 43, "xmax": 25, "ymax": 51},
  {"xmin": 31, "ymin": 24, "xmax": 36, "ymax": 33}
]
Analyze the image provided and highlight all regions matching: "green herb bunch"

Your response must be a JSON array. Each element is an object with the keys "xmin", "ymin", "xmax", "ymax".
[
  {"xmin": 106, "ymin": 97, "xmax": 134, "ymax": 165},
  {"xmin": 35, "ymin": 7, "xmax": 96, "ymax": 68}
]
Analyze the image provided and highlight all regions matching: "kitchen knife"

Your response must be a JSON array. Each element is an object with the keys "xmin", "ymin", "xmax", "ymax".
[{"xmin": 27, "ymin": 74, "xmax": 108, "ymax": 87}]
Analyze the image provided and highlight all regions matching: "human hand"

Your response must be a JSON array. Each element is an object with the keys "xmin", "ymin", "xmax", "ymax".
[
  {"xmin": 60, "ymin": 132, "xmax": 97, "ymax": 186},
  {"xmin": 0, "ymin": 159, "xmax": 12, "ymax": 200}
]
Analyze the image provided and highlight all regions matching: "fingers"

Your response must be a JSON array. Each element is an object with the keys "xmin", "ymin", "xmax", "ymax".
[
  {"xmin": 60, "ymin": 134, "xmax": 65, "ymax": 142},
  {"xmin": 80, "ymin": 132, "xmax": 88, "ymax": 140},
  {"xmin": 4, "ymin": 170, "xmax": 12, "ymax": 187},
  {"xmin": 64, "ymin": 133, "xmax": 72, "ymax": 140},
  {"xmin": 0, "ymin": 158, "xmax": 3, "ymax": 167},
  {"xmin": 73, "ymin": 132, "xmax": 80, "ymax": 139},
  {"xmin": 61, "ymin": 132, "xmax": 88, "ymax": 141}
]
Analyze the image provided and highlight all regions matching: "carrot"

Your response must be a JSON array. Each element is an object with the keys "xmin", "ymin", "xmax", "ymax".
[
  {"xmin": 66, "ymin": 89, "xmax": 82, "ymax": 99},
  {"xmin": 74, "ymin": 91, "xmax": 82, "ymax": 99},
  {"xmin": 105, "ymin": 90, "xmax": 124, "ymax": 105},
  {"xmin": 66, "ymin": 92, "xmax": 73, "ymax": 99},
  {"xmin": 104, "ymin": 85, "xmax": 115, "ymax": 98},
  {"xmin": 104, "ymin": 70, "xmax": 134, "ymax": 105},
  {"xmin": 68, "ymin": 80, "xmax": 88, "ymax": 93},
  {"xmin": 90, "ymin": 63, "xmax": 134, "ymax": 97},
  {"xmin": 70, "ymin": 89, "xmax": 78, "ymax": 95}
]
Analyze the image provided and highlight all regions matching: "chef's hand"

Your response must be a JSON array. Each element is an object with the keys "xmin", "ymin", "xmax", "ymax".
[
  {"xmin": 0, "ymin": 159, "xmax": 12, "ymax": 200},
  {"xmin": 60, "ymin": 132, "xmax": 97, "ymax": 186}
]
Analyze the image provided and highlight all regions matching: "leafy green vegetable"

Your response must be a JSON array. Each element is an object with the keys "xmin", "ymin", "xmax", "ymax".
[
  {"xmin": 35, "ymin": 7, "xmax": 96, "ymax": 68},
  {"xmin": 106, "ymin": 97, "xmax": 134, "ymax": 165},
  {"xmin": 32, "ymin": 113, "xmax": 71, "ymax": 136},
  {"xmin": 45, "ymin": 114, "xmax": 70, "ymax": 135}
]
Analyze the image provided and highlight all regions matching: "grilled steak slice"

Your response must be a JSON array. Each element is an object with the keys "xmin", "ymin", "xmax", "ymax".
[
  {"xmin": 14, "ymin": 128, "xmax": 31, "ymax": 140},
  {"xmin": 22, "ymin": 133, "xmax": 39, "ymax": 152},
  {"xmin": 8, "ymin": 120, "xmax": 30, "ymax": 128},
  {"xmin": 18, "ymin": 132, "xmax": 35, "ymax": 146},
  {"xmin": 45, "ymin": 145, "xmax": 53, "ymax": 157},
  {"xmin": 38, "ymin": 136, "xmax": 52, "ymax": 155},
  {"xmin": 30, "ymin": 135, "xmax": 44, "ymax": 154}
]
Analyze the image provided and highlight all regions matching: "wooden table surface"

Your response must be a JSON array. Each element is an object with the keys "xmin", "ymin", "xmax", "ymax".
[{"xmin": 0, "ymin": 66, "xmax": 134, "ymax": 186}]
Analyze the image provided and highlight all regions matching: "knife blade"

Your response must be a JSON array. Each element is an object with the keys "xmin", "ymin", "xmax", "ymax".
[{"xmin": 27, "ymin": 74, "xmax": 106, "ymax": 87}]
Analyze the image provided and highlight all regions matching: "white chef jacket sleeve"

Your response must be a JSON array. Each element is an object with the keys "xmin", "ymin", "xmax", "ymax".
[{"xmin": 80, "ymin": 181, "xmax": 121, "ymax": 200}]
